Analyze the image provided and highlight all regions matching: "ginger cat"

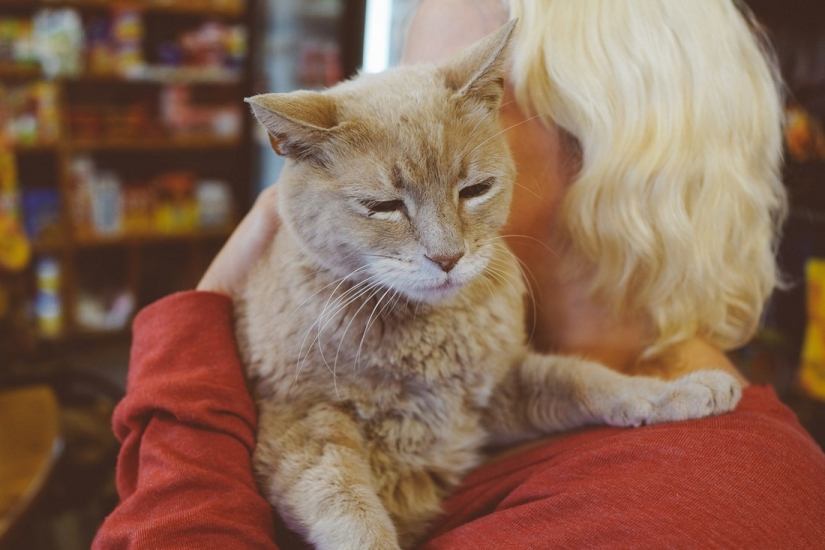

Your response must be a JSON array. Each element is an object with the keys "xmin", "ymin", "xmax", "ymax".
[{"xmin": 237, "ymin": 21, "xmax": 741, "ymax": 550}]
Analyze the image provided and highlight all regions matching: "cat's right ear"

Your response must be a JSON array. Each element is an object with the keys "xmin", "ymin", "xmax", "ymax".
[
  {"xmin": 246, "ymin": 92, "xmax": 339, "ymax": 163},
  {"xmin": 441, "ymin": 19, "xmax": 518, "ymax": 110}
]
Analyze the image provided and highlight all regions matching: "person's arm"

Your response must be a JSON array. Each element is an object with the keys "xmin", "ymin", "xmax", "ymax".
[
  {"xmin": 94, "ymin": 187, "xmax": 283, "ymax": 549},
  {"xmin": 92, "ymin": 292, "xmax": 278, "ymax": 550}
]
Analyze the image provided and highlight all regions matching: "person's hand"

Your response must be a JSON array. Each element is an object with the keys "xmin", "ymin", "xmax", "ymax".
[{"xmin": 197, "ymin": 184, "xmax": 280, "ymax": 299}]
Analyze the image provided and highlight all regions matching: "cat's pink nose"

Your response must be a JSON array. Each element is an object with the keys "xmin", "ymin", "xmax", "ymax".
[{"xmin": 427, "ymin": 252, "xmax": 464, "ymax": 273}]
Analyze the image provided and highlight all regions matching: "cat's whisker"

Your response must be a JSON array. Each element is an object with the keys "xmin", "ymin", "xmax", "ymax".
[
  {"xmin": 306, "ymin": 275, "xmax": 381, "ymax": 379},
  {"xmin": 495, "ymin": 245, "xmax": 543, "ymax": 301},
  {"xmin": 332, "ymin": 285, "xmax": 378, "ymax": 372},
  {"xmin": 486, "ymin": 251, "xmax": 539, "ymax": 344},
  {"xmin": 515, "ymin": 161, "xmax": 553, "ymax": 200},
  {"xmin": 466, "ymin": 112, "xmax": 547, "ymax": 158},
  {"xmin": 464, "ymin": 98, "xmax": 517, "ymax": 144},
  {"xmin": 276, "ymin": 238, "xmax": 315, "ymax": 271},
  {"xmin": 475, "ymin": 238, "xmax": 542, "ymax": 310},
  {"xmin": 483, "ymin": 265, "xmax": 522, "ymax": 303},
  {"xmin": 476, "ymin": 273, "xmax": 497, "ymax": 303},
  {"xmin": 315, "ymin": 270, "xmax": 384, "ymax": 336},
  {"xmin": 486, "ymin": 233, "xmax": 558, "ymax": 256},
  {"xmin": 355, "ymin": 286, "xmax": 394, "ymax": 372},
  {"xmin": 382, "ymin": 289, "xmax": 403, "ymax": 320},
  {"xmin": 355, "ymin": 288, "xmax": 391, "ymax": 371},
  {"xmin": 293, "ymin": 278, "xmax": 383, "ymax": 394},
  {"xmin": 332, "ymin": 281, "xmax": 386, "ymax": 379},
  {"xmin": 282, "ymin": 266, "xmax": 370, "ymax": 331},
  {"xmin": 316, "ymin": 283, "xmax": 373, "ymax": 372},
  {"xmin": 364, "ymin": 253, "xmax": 405, "ymax": 262},
  {"xmin": 482, "ymin": 259, "xmax": 530, "ymax": 323},
  {"xmin": 511, "ymin": 178, "xmax": 548, "ymax": 202},
  {"xmin": 294, "ymin": 276, "xmax": 350, "ymax": 373},
  {"xmin": 316, "ymin": 273, "xmax": 379, "ymax": 340},
  {"xmin": 317, "ymin": 266, "xmax": 373, "ymax": 330}
]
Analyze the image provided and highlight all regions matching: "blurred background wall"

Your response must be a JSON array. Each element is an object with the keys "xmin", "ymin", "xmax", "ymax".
[{"xmin": 0, "ymin": 0, "xmax": 822, "ymax": 548}]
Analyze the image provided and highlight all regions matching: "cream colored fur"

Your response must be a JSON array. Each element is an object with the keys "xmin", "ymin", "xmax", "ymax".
[{"xmin": 237, "ymin": 21, "xmax": 741, "ymax": 550}]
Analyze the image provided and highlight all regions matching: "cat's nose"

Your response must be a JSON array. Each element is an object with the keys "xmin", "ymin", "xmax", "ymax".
[{"xmin": 427, "ymin": 252, "xmax": 464, "ymax": 273}]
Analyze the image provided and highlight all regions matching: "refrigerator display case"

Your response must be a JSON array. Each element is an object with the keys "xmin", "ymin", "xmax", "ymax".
[
  {"xmin": 252, "ymin": 0, "xmax": 428, "ymax": 191},
  {"xmin": 252, "ymin": 0, "xmax": 365, "ymax": 190}
]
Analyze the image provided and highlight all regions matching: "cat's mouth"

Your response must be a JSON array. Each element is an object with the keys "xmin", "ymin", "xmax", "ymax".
[
  {"xmin": 407, "ymin": 278, "xmax": 466, "ymax": 303},
  {"xmin": 433, "ymin": 281, "xmax": 458, "ymax": 292}
]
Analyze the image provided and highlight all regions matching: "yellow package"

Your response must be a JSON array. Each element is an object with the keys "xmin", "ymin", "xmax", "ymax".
[
  {"xmin": 800, "ymin": 258, "xmax": 825, "ymax": 401},
  {"xmin": 0, "ymin": 211, "xmax": 31, "ymax": 272}
]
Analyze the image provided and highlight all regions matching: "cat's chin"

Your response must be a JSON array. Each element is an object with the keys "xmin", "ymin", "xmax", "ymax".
[{"xmin": 404, "ymin": 281, "xmax": 465, "ymax": 304}]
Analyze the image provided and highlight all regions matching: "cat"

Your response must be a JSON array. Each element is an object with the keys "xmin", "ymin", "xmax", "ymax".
[{"xmin": 236, "ymin": 20, "xmax": 741, "ymax": 550}]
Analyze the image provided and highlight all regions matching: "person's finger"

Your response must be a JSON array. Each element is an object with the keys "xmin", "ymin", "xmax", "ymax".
[{"xmin": 197, "ymin": 186, "xmax": 281, "ymax": 296}]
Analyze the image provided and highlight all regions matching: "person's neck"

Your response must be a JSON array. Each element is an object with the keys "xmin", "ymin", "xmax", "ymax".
[
  {"xmin": 526, "ymin": 266, "xmax": 748, "ymax": 385},
  {"xmin": 529, "ymin": 276, "xmax": 652, "ymax": 373}
]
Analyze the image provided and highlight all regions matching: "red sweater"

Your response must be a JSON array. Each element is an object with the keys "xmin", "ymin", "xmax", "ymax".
[{"xmin": 93, "ymin": 292, "xmax": 825, "ymax": 549}]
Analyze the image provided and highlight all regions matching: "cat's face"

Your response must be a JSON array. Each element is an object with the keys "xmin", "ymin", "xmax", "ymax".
[{"xmin": 249, "ymin": 21, "xmax": 517, "ymax": 304}]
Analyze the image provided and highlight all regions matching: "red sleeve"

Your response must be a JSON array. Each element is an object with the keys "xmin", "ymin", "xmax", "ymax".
[
  {"xmin": 92, "ymin": 291, "xmax": 278, "ymax": 550},
  {"xmin": 421, "ymin": 385, "xmax": 825, "ymax": 550}
]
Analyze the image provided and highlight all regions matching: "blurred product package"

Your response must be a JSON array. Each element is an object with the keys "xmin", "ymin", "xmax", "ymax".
[
  {"xmin": 111, "ymin": 7, "xmax": 144, "ymax": 76},
  {"xmin": 801, "ymin": 259, "xmax": 825, "ymax": 402},
  {"xmin": 196, "ymin": 179, "xmax": 232, "ymax": 228},
  {"xmin": 89, "ymin": 169, "xmax": 123, "ymax": 236},
  {"xmin": 76, "ymin": 287, "xmax": 135, "ymax": 332},
  {"xmin": 32, "ymin": 8, "xmax": 85, "ymax": 78},
  {"xmin": 0, "ymin": 81, "xmax": 60, "ymax": 146},
  {"xmin": 0, "ymin": 151, "xmax": 30, "ymax": 272},
  {"xmin": 35, "ymin": 255, "xmax": 62, "ymax": 337},
  {"xmin": 160, "ymin": 84, "xmax": 242, "ymax": 138},
  {"xmin": 0, "ymin": 17, "xmax": 38, "ymax": 68},
  {"xmin": 21, "ymin": 188, "xmax": 61, "ymax": 241},
  {"xmin": 69, "ymin": 155, "xmax": 233, "ymax": 237}
]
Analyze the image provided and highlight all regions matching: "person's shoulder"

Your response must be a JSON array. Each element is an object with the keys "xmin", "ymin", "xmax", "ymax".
[
  {"xmin": 536, "ymin": 384, "xmax": 824, "ymax": 488},
  {"xmin": 427, "ymin": 385, "xmax": 825, "ymax": 549}
]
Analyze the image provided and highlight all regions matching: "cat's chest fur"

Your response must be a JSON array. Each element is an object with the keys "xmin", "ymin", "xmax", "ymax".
[{"xmin": 237, "ymin": 230, "xmax": 526, "ymax": 446}]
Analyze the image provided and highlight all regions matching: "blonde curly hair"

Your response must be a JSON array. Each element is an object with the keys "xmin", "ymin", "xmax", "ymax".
[{"xmin": 506, "ymin": 0, "xmax": 788, "ymax": 354}]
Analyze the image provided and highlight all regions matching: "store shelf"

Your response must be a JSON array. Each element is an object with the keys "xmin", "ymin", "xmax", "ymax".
[
  {"xmin": 298, "ymin": 2, "xmax": 343, "ymax": 21},
  {"xmin": 73, "ymin": 227, "xmax": 233, "ymax": 248},
  {"xmin": 1, "ymin": 66, "xmax": 242, "ymax": 85},
  {"xmin": 7, "ymin": 143, "xmax": 59, "ymax": 154},
  {"xmin": 6, "ymin": 136, "xmax": 240, "ymax": 152},
  {"xmin": 0, "ymin": 64, "xmax": 41, "ymax": 79},
  {"xmin": 68, "ymin": 66, "xmax": 243, "ymax": 85},
  {"xmin": 31, "ymin": 236, "xmax": 65, "ymax": 253},
  {"xmin": 36, "ymin": 325, "xmax": 132, "ymax": 344},
  {"xmin": 1, "ymin": 0, "xmax": 246, "ymax": 19},
  {"xmin": 0, "ymin": 0, "xmax": 252, "ymax": 353},
  {"xmin": 67, "ymin": 135, "xmax": 241, "ymax": 152},
  {"xmin": 122, "ymin": 66, "xmax": 243, "ymax": 85}
]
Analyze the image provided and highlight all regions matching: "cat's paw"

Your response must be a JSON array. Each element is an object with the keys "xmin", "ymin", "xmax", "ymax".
[
  {"xmin": 645, "ymin": 369, "xmax": 742, "ymax": 425},
  {"xmin": 602, "ymin": 369, "xmax": 742, "ymax": 427},
  {"xmin": 602, "ymin": 395, "xmax": 656, "ymax": 428}
]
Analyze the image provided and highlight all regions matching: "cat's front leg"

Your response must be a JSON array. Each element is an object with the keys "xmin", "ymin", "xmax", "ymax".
[
  {"xmin": 254, "ymin": 402, "xmax": 401, "ymax": 550},
  {"xmin": 485, "ymin": 353, "xmax": 742, "ymax": 443}
]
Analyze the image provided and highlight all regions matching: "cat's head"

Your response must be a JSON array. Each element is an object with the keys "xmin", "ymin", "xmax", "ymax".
[{"xmin": 247, "ymin": 20, "xmax": 517, "ymax": 304}]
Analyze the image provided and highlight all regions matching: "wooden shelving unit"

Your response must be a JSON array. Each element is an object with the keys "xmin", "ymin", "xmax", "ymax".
[
  {"xmin": 72, "ymin": 226, "xmax": 232, "ymax": 248},
  {"xmin": 0, "ymin": 65, "xmax": 243, "ymax": 85},
  {"xmin": 2, "ymin": 0, "xmax": 245, "ymax": 19},
  {"xmin": 1, "ymin": 0, "xmax": 255, "ymax": 343},
  {"xmin": 66, "ymin": 135, "xmax": 241, "ymax": 152}
]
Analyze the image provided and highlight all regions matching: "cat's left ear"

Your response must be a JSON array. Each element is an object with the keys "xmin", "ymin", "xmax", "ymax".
[
  {"xmin": 245, "ymin": 91, "xmax": 339, "ymax": 163},
  {"xmin": 441, "ymin": 19, "xmax": 518, "ymax": 110}
]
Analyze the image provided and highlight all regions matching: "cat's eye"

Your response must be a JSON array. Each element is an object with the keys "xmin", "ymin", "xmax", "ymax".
[
  {"xmin": 361, "ymin": 199, "xmax": 405, "ymax": 214},
  {"xmin": 459, "ymin": 178, "xmax": 494, "ymax": 200}
]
